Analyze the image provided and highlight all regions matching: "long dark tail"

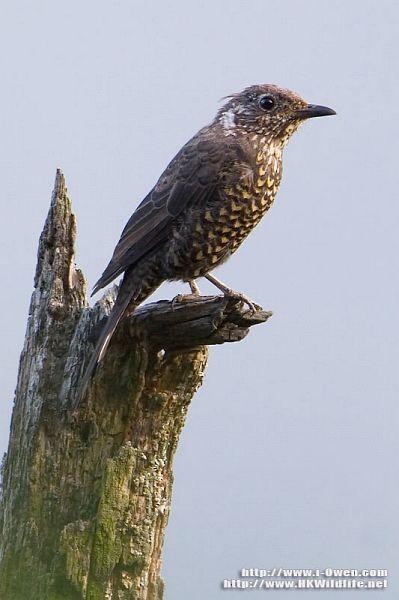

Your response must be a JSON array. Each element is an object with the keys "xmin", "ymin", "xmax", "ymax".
[
  {"xmin": 77, "ymin": 267, "xmax": 161, "ymax": 402},
  {"xmin": 80, "ymin": 289, "xmax": 132, "ymax": 393}
]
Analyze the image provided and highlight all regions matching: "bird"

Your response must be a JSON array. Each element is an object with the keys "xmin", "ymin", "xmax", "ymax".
[{"xmin": 81, "ymin": 84, "xmax": 335, "ymax": 393}]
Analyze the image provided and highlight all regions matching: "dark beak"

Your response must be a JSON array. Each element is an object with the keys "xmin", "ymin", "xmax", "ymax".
[{"xmin": 295, "ymin": 104, "xmax": 336, "ymax": 119}]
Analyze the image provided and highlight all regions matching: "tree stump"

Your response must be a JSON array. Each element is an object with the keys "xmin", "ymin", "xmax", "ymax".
[{"xmin": 0, "ymin": 170, "xmax": 271, "ymax": 599}]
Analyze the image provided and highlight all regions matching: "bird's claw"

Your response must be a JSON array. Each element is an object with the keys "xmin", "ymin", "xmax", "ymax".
[
  {"xmin": 223, "ymin": 289, "xmax": 263, "ymax": 313},
  {"xmin": 171, "ymin": 293, "xmax": 199, "ymax": 310},
  {"xmin": 204, "ymin": 273, "xmax": 262, "ymax": 313},
  {"xmin": 171, "ymin": 280, "xmax": 202, "ymax": 310}
]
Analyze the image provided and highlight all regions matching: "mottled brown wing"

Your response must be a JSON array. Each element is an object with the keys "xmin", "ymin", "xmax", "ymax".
[{"xmin": 92, "ymin": 131, "xmax": 250, "ymax": 294}]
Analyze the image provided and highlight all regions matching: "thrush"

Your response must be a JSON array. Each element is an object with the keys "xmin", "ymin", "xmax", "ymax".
[{"xmin": 82, "ymin": 84, "xmax": 335, "ymax": 390}]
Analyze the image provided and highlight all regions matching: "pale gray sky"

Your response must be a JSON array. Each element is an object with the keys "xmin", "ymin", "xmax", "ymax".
[{"xmin": 1, "ymin": 1, "xmax": 398, "ymax": 598}]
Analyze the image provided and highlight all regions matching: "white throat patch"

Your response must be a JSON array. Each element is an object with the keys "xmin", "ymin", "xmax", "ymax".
[{"xmin": 220, "ymin": 109, "xmax": 236, "ymax": 135}]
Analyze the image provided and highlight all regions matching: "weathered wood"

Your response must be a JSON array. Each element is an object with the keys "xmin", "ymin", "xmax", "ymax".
[
  {"xmin": 0, "ymin": 170, "xmax": 270, "ymax": 599},
  {"xmin": 128, "ymin": 295, "xmax": 271, "ymax": 351}
]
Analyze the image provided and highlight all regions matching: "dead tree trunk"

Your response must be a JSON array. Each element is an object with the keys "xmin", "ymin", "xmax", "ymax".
[{"xmin": 0, "ymin": 170, "xmax": 271, "ymax": 600}]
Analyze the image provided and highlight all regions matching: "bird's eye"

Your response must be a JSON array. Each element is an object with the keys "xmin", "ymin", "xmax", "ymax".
[{"xmin": 259, "ymin": 95, "xmax": 276, "ymax": 111}]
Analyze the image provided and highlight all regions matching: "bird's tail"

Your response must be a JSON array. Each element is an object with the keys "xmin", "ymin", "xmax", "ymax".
[{"xmin": 77, "ymin": 269, "xmax": 161, "ymax": 402}]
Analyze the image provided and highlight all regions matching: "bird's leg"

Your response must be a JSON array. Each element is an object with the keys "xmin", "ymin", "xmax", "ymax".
[
  {"xmin": 205, "ymin": 273, "xmax": 262, "ymax": 312},
  {"xmin": 189, "ymin": 279, "xmax": 201, "ymax": 295}
]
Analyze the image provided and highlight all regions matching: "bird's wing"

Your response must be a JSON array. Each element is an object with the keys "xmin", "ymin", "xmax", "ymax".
[{"xmin": 92, "ymin": 132, "xmax": 251, "ymax": 294}]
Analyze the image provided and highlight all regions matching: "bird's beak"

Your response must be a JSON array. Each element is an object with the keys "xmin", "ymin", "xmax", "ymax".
[{"xmin": 295, "ymin": 104, "xmax": 336, "ymax": 119}]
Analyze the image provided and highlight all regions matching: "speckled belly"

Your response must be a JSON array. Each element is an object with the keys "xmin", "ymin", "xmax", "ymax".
[{"xmin": 164, "ymin": 179, "xmax": 280, "ymax": 281}]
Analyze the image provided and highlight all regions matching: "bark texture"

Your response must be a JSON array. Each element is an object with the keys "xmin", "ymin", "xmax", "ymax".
[{"xmin": 0, "ymin": 171, "xmax": 271, "ymax": 599}]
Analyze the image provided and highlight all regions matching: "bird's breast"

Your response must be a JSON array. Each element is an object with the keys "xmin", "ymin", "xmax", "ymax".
[
  {"xmin": 218, "ymin": 145, "xmax": 283, "ymax": 242},
  {"xmin": 164, "ymin": 146, "xmax": 283, "ymax": 280}
]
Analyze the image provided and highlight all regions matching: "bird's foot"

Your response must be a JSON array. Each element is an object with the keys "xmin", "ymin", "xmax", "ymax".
[
  {"xmin": 171, "ymin": 280, "xmax": 202, "ymax": 310},
  {"xmin": 171, "ymin": 293, "xmax": 195, "ymax": 308},
  {"xmin": 223, "ymin": 289, "xmax": 263, "ymax": 312},
  {"xmin": 204, "ymin": 273, "xmax": 262, "ymax": 313}
]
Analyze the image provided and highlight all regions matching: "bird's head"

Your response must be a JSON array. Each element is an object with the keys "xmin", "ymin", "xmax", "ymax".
[{"xmin": 217, "ymin": 84, "xmax": 335, "ymax": 144}]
